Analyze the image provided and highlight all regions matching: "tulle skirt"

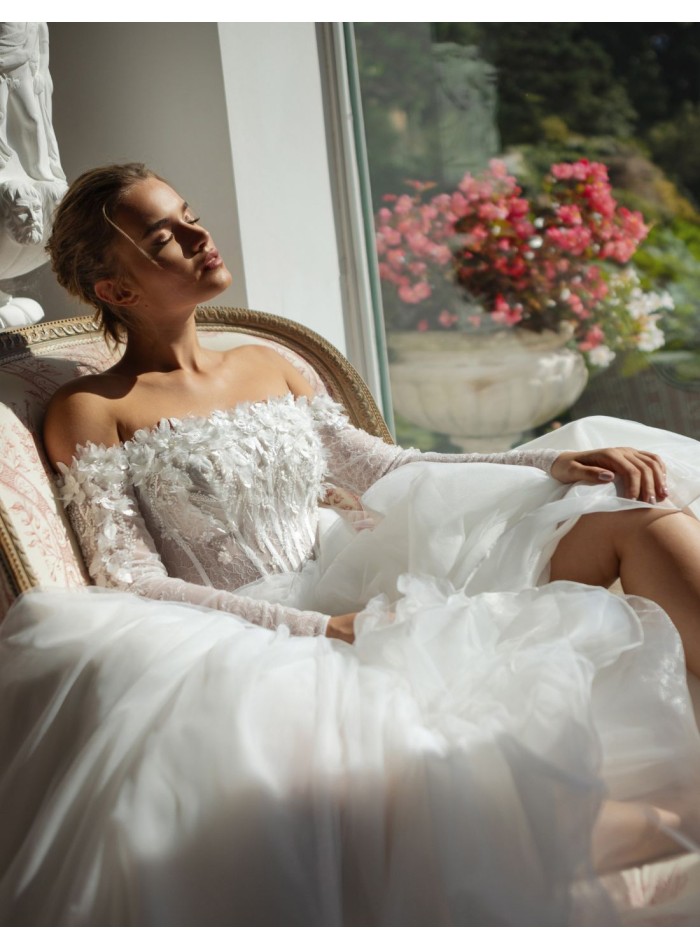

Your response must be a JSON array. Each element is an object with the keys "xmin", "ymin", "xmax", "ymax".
[{"xmin": 1, "ymin": 416, "xmax": 700, "ymax": 925}]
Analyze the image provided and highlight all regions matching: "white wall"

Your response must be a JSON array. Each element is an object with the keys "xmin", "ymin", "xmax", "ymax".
[
  {"xmin": 217, "ymin": 23, "xmax": 346, "ymax": 352},
  {"xmin": 41, "ymin": 22, "xmax": 245, "ymax": 320},
  {"xmin": 37, "ymin": 22, "xmax": 347, "ymax": 357}
]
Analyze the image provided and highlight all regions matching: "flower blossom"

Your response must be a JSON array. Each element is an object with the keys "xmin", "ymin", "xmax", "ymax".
[
  {"xmin": 398, "ymin": 281, "xmax": 431, "ymax": 305},
  {"xmin": 438, "ymin": 310, "xmax": 459, "ymax": 328},
  {"xmin": 374, "ymin": 158, "xmax": 667, "ymax": 367},
  {"xmin": 586, "ymin": 345, "xmax": 616, "ymax": 368}
]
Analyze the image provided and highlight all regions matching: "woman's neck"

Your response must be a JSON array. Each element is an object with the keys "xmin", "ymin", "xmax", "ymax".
[{"xmin": 117, "ymin": 310, "xmax": 210, "ymax": 375}]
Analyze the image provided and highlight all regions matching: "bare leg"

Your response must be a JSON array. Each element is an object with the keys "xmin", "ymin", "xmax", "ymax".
[
  {"xmin": 550, "ymin": 508, "xmax": 700, "ymax": 676},
  {"xmin": 592, "ymin": 803, "xmax": 681, "ymax": 873},
  {"xmin": 551, "ymin": 508, "xmax": 700, "ymax": 870}
]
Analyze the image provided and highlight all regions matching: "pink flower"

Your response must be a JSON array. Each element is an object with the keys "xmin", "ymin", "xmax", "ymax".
[
  {"xmin": 583, "ymin": 183, "xmax": 616, "ymax": 217},
  {"xmin": 406, "ymin": 232, "xmax": 431, "ymax": 254},
  {"xmin": 417, "ymin": 319, "xmax": 430, "ymax": 332},
  {"xmin": 507, "ymin": 198, "xmax": 529, "ymax": 219},
  {"xmin": 566, "ymin": 292, "xmax": 587, "ymax": 316},
  {"xmin": 398, "ymin": 281, "xmax": 432, "ymax": 305},
  {"xmin": 374, "ymin": 157, "xmax": 653, "ymax": 348},
  {"xmin": 450, "ymin": 192, "xmax": 470, "ymax": 217},
  {"xmin": 618, "ymin": 207, "xmax": 649, "ymax": 241},
  {"xmin": 578, "ymin": 326, "xmax": 605, "ymax": 350},
  {"xmin": 438, "ymin": 309, "xmax": 459, "ymax": 328},
  {"xmin": 601, "ymin": 238, "xmax": 636, "ymax": 263},
  {"xmin": 488, "ymin": 158, "xmax": 508, "ymax": 178},
  {"xmin": 378, "ymin": 263, "xmax": 398, "ymax": 283},
  {"xmin": 478, "ymin": 201, "xmax": 508, "ymax": 221},
  {"xmin": 429, "ymin": 244, "xmax": 452, "ymax": 266},
  {"xmin": 557, "ymin": 204, "xmax": 583, "ymax": 226},
  {"xmin": 491, "ymin": 294, "xmax": 524, "ymax": 326},
  {"xmin": 379, "ymin": 226, "xmax": 402, "ymax": 247},
  {"xmin": 546, "ymin": 226, "xmax": 592, "ymax": 255},
  {"xmin": 387, "ymin": 249, "xmax": 406, "ymax": 268},
  {"xmin": 551, "ymin": 162, "xmax": 573, "ymax": 180},
  {"xmin": 513, "ymin": 220, "xmax": 535, "ymax": 239},
  {"xmin": 394, "ymin": 194, "xmax": 414, "ymax": 215}
]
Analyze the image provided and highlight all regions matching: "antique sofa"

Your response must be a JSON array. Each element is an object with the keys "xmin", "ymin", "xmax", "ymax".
[{"xmin": 0, "ymin": 304, "xmax": 698, "ymax": 924}]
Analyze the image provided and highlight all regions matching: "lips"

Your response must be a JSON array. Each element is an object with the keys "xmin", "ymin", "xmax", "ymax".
[{"xmin": 202, "ymin": 248, "xmax": 223, "ymax": 271}]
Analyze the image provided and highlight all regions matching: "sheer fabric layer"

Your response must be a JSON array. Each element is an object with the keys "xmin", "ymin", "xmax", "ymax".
[
  {"xmin": 56, "ymin": 394, "xmax": 559, "ymax": 637},
  {"xmin": 0, "ymin": 407, "xmax": 699, "ymax": 923}
]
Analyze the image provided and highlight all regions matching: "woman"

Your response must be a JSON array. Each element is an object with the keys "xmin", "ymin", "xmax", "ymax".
[{"xmin": 1, "ymin": 163, "xmax": 700, "ymax": 925}]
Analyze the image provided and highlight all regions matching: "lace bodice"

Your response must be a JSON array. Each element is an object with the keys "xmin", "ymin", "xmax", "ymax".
[{"xmin": 58, "ymin": 393, "xmax": 559, "ymax": 637}]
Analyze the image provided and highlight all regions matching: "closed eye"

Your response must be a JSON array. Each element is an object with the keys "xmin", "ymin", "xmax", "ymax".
[{"xmin": 151, "ymin": 216, "xmax": 202, "ymax": 251}]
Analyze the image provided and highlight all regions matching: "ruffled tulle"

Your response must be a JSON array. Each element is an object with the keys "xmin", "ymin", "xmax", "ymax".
[{"xmin": 1, "ymin": 416, "xmax": 700, "ymax": 924}]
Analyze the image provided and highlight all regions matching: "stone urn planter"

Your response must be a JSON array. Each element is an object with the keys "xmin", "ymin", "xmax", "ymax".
[{"xmin": 388, "ymin": 327, "xmax": 588, "ymax": 452}]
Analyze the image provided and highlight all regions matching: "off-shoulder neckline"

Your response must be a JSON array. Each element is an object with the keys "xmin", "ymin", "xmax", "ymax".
[{"xmin": 68, "ymin": 392, "xmax": 339, "ymax": 462}]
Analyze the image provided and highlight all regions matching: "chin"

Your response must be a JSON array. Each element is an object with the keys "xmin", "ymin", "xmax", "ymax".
[{"xmin": 200, "ymin": 266, "xmax": 233, "ymax": 302}]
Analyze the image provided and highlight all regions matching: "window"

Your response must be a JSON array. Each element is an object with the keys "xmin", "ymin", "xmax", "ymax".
[{"xmin": 352, "ymin": 23, "xmax": 700, "ymax": 449}]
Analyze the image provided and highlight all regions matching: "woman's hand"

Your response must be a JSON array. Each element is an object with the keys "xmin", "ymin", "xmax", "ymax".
[
  {"xmin": 550, "ymin": 448, "xmax": 668, "ymax": 503},
  {"xmin": 326, "ymin": 613, "xmax": 357, "ymax": 644}
]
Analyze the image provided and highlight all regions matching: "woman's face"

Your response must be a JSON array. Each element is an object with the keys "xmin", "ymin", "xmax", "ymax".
[{"xmin": 107, "ymin": 176, "xmax": 232, "ymax": 313}]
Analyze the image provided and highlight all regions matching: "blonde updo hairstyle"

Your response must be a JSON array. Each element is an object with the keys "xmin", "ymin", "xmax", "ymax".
[{"xmin": 48, "ymin": 163, "xmax": 164, "ymax": 346}]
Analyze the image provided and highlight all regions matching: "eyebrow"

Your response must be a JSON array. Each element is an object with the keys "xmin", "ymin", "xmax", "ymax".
[{"xmin": 140, "ymin": 201, "xmax": 190, "ymax": 239}]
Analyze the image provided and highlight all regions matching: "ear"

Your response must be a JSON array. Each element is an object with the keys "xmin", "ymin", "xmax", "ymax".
[{"xmin": 94, "ymin": 278, "xmax": 140, "ymax": 308}]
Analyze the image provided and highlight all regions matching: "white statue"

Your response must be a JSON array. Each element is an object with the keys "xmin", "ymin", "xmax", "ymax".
[{"xmin": 0, "ymin": 22, "xmax": 67, "ymax": 328}]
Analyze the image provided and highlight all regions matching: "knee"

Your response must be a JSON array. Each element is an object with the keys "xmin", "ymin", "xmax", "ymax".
[{"xmin": 615, "ymin": 507, "xmax": 691, "ymax": 555}]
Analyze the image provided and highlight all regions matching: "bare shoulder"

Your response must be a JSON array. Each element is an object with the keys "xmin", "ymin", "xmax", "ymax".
[
  {"xmin": 43, "ymin": 373, "xmax": 126, "ymax": 469},
  {"xmin": 224, "ymin": 344, "xmax": 316, "ymax": 398},
  {"xmin": 225, "ymin": 343, "xmax": 286, "ymax": 368}
]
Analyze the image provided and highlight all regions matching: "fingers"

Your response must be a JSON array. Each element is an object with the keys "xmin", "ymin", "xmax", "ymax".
[
  {"xmin": 326, "ymin": 613, "xmax": 357, "ymax": 644},
  {"xmin": 615, "ymin": 449, "xmax": 666, "ymax": 502},
  {"xmin": 565, "ymin": 448, "xmax": 668, "ymax": 503},
  {"xmin": 638, "ymin": 451, "xmax": 668, "ymax": 500}
]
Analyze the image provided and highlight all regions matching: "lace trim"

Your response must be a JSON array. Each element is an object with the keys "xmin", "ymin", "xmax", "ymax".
[{"xmin": 64, "ymin": 392, "xmax": 347, "ymax": 461}]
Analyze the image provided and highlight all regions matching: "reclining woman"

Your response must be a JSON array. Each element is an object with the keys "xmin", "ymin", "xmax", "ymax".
[{"xmin": 2, "ymin": 162, "xmax": 700, "ymax": 925}]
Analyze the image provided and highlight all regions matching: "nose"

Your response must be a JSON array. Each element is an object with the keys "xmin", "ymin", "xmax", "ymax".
[{"xmin": 180, "ymin": 220, "xmax": 209, "ymax": 256}]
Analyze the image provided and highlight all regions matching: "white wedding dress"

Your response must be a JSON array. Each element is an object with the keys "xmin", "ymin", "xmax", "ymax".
[{"xmin": 1, "ymin": 394, "xmax": 700, "ymax": 925}]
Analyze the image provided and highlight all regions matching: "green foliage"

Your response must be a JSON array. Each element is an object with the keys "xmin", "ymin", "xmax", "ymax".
[
  {"xmin": 354, "ymin": 23, "xmax": 442, "ymax": 202},
  {"xmin": 356, "ymin": 22, "xmax": 700, "ymax": 389},
  {"xmin": 649, "ymin": 102, "xmax": 700, "ymax": 202},
  {"xmin": 434, "ymin": 23, "xmax": 638, "ymax": 144},
  {"xmin": 393, "ymin": 411, "xmax": 454, "ymax": 452},
  {"xmin": 431, "ymin": 23, "xmax": 700, "ymax": 206},
  {"xmin": 633, "ymin": 223, "xmax": 700, "ymax": 363}
]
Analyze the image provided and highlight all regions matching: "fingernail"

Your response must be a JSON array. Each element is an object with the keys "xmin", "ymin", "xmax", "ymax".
[
  {"xmin": 648, "ymin": 495, "xmax": 656, "ymax": 505},
  {"xmin": 598, "ymin": 472, "xmax": 615, "ymax": 482}
]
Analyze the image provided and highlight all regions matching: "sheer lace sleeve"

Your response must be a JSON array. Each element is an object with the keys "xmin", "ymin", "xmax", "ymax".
[
  {"xmin": 309, "ymin": 395, "xmax": 560, "ymax": 496},
  {"xmin": 57, "ymin": 443, "xmax": 330, "ymax": 638}
]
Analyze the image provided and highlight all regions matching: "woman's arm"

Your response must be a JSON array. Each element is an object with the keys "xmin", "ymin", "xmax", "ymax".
[
  {"xmin": 308, "ymin": 395, "xmax": 668, "ymax": 504},
  {"xmin": 307, "ymin": 395, "xmax": 558, "ymax": 495},
  {"xmin": 58, "ymin": 445, "xmax": 333, "ymax": 638}
]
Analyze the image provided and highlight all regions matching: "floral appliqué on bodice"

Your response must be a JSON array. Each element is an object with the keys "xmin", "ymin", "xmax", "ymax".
[{"xmin": 57, "ymin": 394, "xmax": 559, "ymax": 638}]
